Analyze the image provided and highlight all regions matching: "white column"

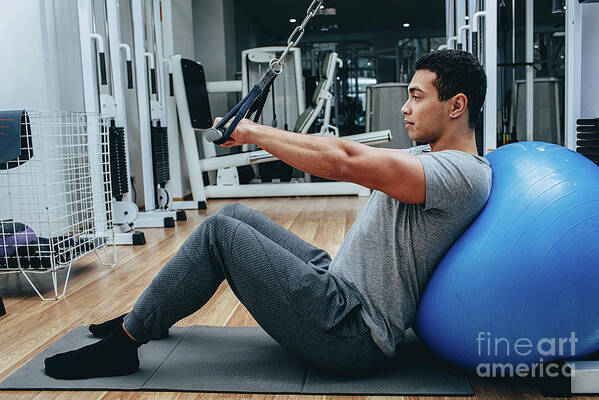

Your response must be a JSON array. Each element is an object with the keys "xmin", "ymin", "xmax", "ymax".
[
  {"xmin": 106, "ymin": 0, "xmax": 126, "ymax": 126},
  {"xmin": 77, "ymin": 0, "xmax": 108, "ymax": 234},
  {"xmin": 565, "ymin": 0, "xmax": 582, "ymax": 150},
  {"xmin": 525, "ymin": 0, "xmax": 534, "ymax": 142},
  {"xmin": 484, "ymin": 0, "xmax": 497, "ymax": 153},
  {"xmin": 130, "ymin": 0, "xmax": 156, "ymax": 211},
  {"xmin": 106, "ymin": 0, "xmax": 134, "ymax": 205},
  {"xmin": 446, "ymin": 0, "xmax": 455, "ymax": 41},
  {"xmin": 77, "ymin": 0, "xmax": 100, "ymax": 115},
  {"xmin": 161, "ymin": 0, "xmax": 195, "ymax": 200},
  {"xmin": 152, "ymin": 0, "xmax": 167, "ymax": 125}
]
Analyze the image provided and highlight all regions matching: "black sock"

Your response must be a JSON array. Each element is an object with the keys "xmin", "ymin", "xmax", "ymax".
[
  {"xmin": 44, "ymin": 325, "xmax": 141, "ymax": 380},
  {"xmin": 89, "ymin": 314, "xmax": 126, "ymax": 338},
  {"xmin": 89, "ymin": 314, "xmax": 169, "ymax": 340}
]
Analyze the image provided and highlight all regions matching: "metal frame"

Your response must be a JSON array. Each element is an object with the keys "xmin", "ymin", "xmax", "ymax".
[
  {"xmin": 562, "ymin": 2, "xmax": 599, "ymax": 391},
  {"xmin": 241, "ymin": 47, "xmax": 305, "ymax": 115},
  {"xmin": 319, "ymin": 53, "xmax": 343, "ymax": 136},
  {"xmin": 482, "ymin": 0, "xmax": 497, "ymax": 153},
  {"xmin": 76, "ymin": 0, "xmax": 112, "ymax": 235},
  {"xmin": 78, "ymin": 0, "xmax": 144, "ymax": 245},
  {"xmin": 365, "ymin": 82, "xmax": 416, "ymax": 150},
  {"xmin": 295, "ymin": 52, "xmax": 343, "ymax": 137},
  {"xmin": 237, "ymin": 46, "xmax": 305, "ymax": 155},
  {"xmin": 148, "ymin": 0, "xmax": 196, "ymax": 210},
  {"xmin": 443, "ymin": 0, "xmax": 497, "ymax": 154},
  {"xmin": 170, "ymin": 52, "xmax": 392, "ymax": 205},
  {"xmin": 129, "ymin": 0, "xmax": 185, "ymax": 223},
  {"xmin": 104, "ymin": 0, "xmax": 147, "ymax": 244},
  {"xmin": 564, "ymin": 0, "xmax": 583, "ymax": 150},
  {"xmin": 513, "ymin": 77, "xmax": 562, "ymax": 145},
  {"xmin": 568, "ymin": 361, "xmax": 599, "ymax": 395},
  {"xmin": 525, "ymin": 0, "xmax": 534, "ymax": 142}
]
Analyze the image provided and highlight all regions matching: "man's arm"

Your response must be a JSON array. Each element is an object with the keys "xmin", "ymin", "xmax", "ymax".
[{"xmin": 232, "ymin": 120, "xmax": 426, "ymax": 205}]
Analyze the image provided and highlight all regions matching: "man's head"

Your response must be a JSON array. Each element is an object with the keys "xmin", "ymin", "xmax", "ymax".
[{"xmin": 401, "ymin": 50, "xmax": 487, "ymax": 143}]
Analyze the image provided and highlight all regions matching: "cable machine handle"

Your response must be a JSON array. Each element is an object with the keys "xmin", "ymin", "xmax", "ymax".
[
  {"xmin": 205, "ymin": 127, "xmax": 225, "ymax": 142},
  {"xmin": 151, "ymin": 68, "xmax": 157, "ymax": 94},
  {"xmin": 126, "ymin": 60, "xmax": 134, "ymax": 89},
  {"xmin": 119, "ymin": 43, "xmax": 134, "ymax": 89},
  {"xmin": 98, "ymin": 52, "xmax": 107, "ymax": 85},
  {"xmin": 90, "ymin": 34, "xmax": 107, "ymax": 86},
  {"xmin": 205, "ymin": 68, "xmax": 277, "ymax": 144},
  {"xmin": 206, "ymin": 1, "xmax": 321, "ymax": 145}
]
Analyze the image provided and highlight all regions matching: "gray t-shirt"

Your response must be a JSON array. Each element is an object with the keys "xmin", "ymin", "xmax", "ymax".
[{"xmin": 329, "ymin": 144, "xmax": 492, "ymax": 357}]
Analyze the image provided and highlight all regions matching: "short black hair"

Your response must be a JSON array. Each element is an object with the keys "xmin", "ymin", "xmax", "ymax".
[{"xmin": 414, "ymin": 50, "xmax": 487, "ymax": 129}]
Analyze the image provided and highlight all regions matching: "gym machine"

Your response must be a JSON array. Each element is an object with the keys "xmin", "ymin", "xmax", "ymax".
[
  {"xmin": 77, "ymin": 0, "xmax": 144, "ymax": 244},
  {"xmin": 129, "ymin": 0, "xmax": 186, "ymax": 225},
  {"xmin": 440, "ymin": 0, "xmax": 497, "ymax": 155},
  {"xmin": 169, "ymin": 47, "xmax": 392, "ymax": 207}
]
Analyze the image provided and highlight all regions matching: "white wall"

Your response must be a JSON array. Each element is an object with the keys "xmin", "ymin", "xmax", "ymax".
[
  {"xmin": 0, "ymin": 1, "xmax": 89, "ymax": 235},
  {"xmin": 0, "ymin": 0, "xmax": 84, "ymax": 112},
  {"xmin": 192, "ymin": 0, "xmax": 236, "ymax": 118},
  {"xmin": 172, "ymin": 0, "xmax": 195, "ymax": 60}
]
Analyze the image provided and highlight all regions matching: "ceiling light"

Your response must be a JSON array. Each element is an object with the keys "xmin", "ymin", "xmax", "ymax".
[
  {"xmin": 403, "ymin": 23, "xmax": 410, "ymax": 28},
  {"xmin": 317, "ymin": 7, "xmax": 337, "ymax": 15},
  {"xmin": 289, "ymin": 18, "xmax": 297, "ymax": 23},
  {"xmin": 320, "ymin": 5, "xmax": 324, "ymax": 9},
  {"xmin": 465, "ymin": 16, "xmax": 470, "ymax": 20}
]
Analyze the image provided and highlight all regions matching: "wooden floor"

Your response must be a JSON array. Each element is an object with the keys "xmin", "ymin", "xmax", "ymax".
[{"xmin": 0, "ymin": 196, "xmax": 596, "ymax": 400}]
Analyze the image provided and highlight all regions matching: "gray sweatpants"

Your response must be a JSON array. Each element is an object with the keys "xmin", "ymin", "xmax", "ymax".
[{"xmin": 123, "ymin": 203, "xmax": 389, "ymax": 376}]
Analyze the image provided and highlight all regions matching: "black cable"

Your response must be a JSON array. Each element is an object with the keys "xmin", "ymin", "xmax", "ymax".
[
  {"xmin": 271, "ymin": 79, "xmax": 277, "ymax": 127},
  {"xmin": 130, "ymin": 176, "xmax": 137, "ymax": 204}
]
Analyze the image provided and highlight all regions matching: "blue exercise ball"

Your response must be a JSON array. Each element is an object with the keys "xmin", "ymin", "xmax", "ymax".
[{"xmin": 415, "ymin": 142, "xmax": 599, "ymax": 372}]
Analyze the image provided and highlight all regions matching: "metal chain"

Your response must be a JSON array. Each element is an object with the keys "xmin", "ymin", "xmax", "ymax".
[{"xmin": 269, "ymin": 0, "xmax": 323, "ymax": 74}]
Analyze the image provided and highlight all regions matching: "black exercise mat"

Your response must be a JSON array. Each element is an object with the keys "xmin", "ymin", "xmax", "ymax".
[
  {"xmin": 0, "ymin": 325, "xmax": 473, "ymax": 395},
  {"xmin": 0, "ymin": 326, "xmax": 187, "ymax": 390}
]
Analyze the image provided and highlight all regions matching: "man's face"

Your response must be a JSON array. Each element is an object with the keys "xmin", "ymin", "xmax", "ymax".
[{"xmin": 401, "ymin": 69, "xmax": 450, "ymax": 143}]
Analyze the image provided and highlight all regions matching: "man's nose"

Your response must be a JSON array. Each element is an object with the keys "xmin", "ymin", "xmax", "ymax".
[{"xmin": 401, "ymin": 100, "xmax": 410, "ymax": 115}]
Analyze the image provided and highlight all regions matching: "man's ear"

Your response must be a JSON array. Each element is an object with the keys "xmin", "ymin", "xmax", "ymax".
[{"xmin": 449, "ymin": 93, "xmax": 468, "ymax": 119}]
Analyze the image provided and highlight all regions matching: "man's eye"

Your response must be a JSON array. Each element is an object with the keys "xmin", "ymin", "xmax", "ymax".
[{"xmin": 412, "ymin": 95, "xmax": 420, "ymax": 100}]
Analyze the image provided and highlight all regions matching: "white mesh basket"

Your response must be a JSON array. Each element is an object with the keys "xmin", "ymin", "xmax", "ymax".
[{"xmin": 0, "ymin": 111, "xmax": 116, "ymax": 300}]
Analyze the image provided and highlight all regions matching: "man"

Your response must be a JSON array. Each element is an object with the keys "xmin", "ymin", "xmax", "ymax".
[{"xmin": 44, "ymin": 49, "xmax": 492, "ymax": 379}]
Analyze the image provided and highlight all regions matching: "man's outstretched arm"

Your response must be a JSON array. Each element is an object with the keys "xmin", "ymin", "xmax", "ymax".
[{"xmin": 219, "ymin": 119, "xmax": 426, "ymax": 205}]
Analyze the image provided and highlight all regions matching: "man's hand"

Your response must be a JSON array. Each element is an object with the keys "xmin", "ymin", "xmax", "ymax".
[{"xmin": 211, "ymin": 117, "xmax": 257, "ymax": 147}]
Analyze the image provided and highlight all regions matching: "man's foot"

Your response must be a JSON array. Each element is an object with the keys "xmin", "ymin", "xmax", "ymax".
[
  {"xmin": 45, "ymin": 325, "xmax": 141, "ymax": 380},
  {"xmin": 89, "ymin": 314, "xmax": 126, "ymax": 338},
  {"xmin": 89, "ymin": 314, "xmax": 169, "ymax": 339}
]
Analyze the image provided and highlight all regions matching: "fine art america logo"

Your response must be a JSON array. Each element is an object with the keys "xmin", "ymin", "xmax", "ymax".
[{"xmin": 475, "ymin": 331, "xmax": 578, "ymax": 377}]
